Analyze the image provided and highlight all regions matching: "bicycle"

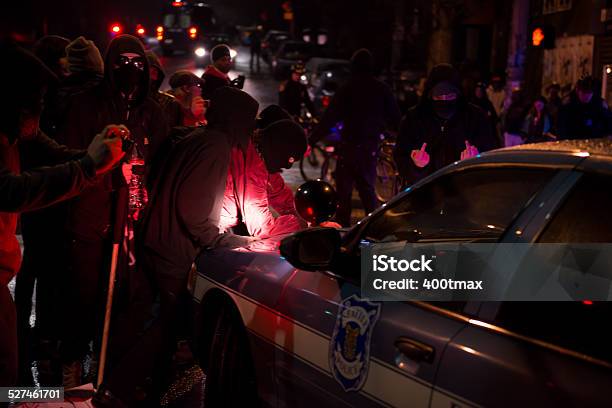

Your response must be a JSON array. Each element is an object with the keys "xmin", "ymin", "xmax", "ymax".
[{"xmin": 299, "ymin": 142, "xmax": 337, "ymax": 185}]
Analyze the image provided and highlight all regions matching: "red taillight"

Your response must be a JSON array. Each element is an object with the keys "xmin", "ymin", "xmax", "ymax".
[
  {"xmin": 172, "ymin": 1, "xmax": 183, "ymax": 7},
  {"xmin": 110, "ymin": 23, "xmax": 122, "ymax": 35},
  {"xmin": 136, "ymin": 24, "xmax": 145, "ymax": 36},
  {"xmin": 583, "ymin": 300, "xmax": 594, "ymax": 306},
  {"xmin": 189, "ymin": 26, "xmax": 197, "ymax": 39},
  {"xmin": 322, "ymin": 95, "xmax": 330, "ymax": 108}
]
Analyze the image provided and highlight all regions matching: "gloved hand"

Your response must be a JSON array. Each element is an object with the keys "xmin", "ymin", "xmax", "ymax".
[{"xmin": 87, "ymin": 124, "xmax": 128, "ymax": 175}]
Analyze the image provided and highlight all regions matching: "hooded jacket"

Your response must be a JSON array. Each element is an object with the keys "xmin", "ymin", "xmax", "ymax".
[
  {"xmin": 141, "ymin": 87, "xmax": 258, "ymax": 278},
  {"xmin": 219, "ymin": 119, "xmax": 305, "ymax": 238},
  {"xmin": 0, "ymin": 44, "xmax": 96, "ymax": 285},
  {"xmin": 146, "ymin": 51, "xmax": 183, "ymax": 127},
  {"xmin": 394, "ymin": 64, "xmax": 499, "ymax": 185},
  {"xmin": 57, "ymin": 35, "xmax": 168, "ymax": 241},
  {"xmin": 310, "ymin": 50, "xmax": 401, "ymax": 148}
]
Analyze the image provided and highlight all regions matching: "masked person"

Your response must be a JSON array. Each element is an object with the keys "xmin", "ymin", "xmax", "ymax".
[
  {"xmin": 279, "ymin": 64, "xmax": 316, "ymax": 118},
  {"xmin": 55, "ymin": 34, "xmax": 169, "ymax": 387},
  {"xmin": 310, "ymin": 49, "xmax": 401, "ymax": 227},
  {"xmin": 558, "ymin": 76, "xmax": 612, "ymax": 140},
  {"xmin": 0, "ymin": 42, "xmax": 125, "ymax": 389},
  {"xmin": 168, "ymin": 70, "xmax": 206, "ymax": 126},
  {"xmin": 201, "ymin": 44, "xmax": 243, "ymax": 98},
  {"xmin": 94, "ymin": 87, "xmax": 258, "ymax": 408},
  {"xmin": 394, "ymin": 64, "xmax": 498, "ymax": 186},
  {"xmin": 146, "ymin": 50, "xmax": 183, "ymax": 128}
]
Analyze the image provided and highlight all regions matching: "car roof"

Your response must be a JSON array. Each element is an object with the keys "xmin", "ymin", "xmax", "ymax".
[{"xmin": 495, "ymin": 139, "xmax": 612, "ymax": 157}]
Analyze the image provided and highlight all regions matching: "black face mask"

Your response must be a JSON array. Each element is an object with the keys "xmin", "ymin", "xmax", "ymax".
[
  {"xmin": 433, "ymin": 100, "xmax": 457, "ymax": 120},
  {"xmin": 114, "ymin": 63, "xmax": 143, "ymax": 98}
]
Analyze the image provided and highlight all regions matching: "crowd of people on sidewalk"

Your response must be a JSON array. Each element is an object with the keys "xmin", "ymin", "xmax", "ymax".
[
  {"xmin": 1, "ymin": 26, "xmax": 612, "ymax": 408},
  {"xmin": 0, "ymin": 32, "xmax": 308, "ymax": 408}
]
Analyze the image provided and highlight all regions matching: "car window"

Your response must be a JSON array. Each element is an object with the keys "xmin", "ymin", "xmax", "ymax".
[
  {"xmin": 538, "ymin": 173, "xmax": 612, "ymax": 243},
  {"xmin": 163, "ymin": 14, "xmax": 175, "ymax": 27},
  {"xmin": 493, "ymin": 173, "xmax": 612, "ymax": 364},
  {"xmin": 178, "ymin": 14, "xmax": 191, "ymax": 28},
  {"xmin": 363, "ymin": 168, "xmax": 554, "ymax": 243},
  {"xmin": 493, "ymin": 302, "xmax": 612, "ymax": 363}
]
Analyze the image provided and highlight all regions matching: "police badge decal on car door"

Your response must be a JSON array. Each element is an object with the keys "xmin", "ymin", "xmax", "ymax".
[{"xmin": 329, "ymin": 295, "xmax": 382, "ymax": 392}]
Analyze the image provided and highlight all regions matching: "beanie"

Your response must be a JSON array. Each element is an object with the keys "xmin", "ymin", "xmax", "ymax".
[{"xmin": 66, "ymin": 36, "xmax": 104, "ymax": 74}]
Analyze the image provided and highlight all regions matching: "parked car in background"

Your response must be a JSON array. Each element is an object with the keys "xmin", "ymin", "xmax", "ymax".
[
  {"xmin": 271, "ymin": 40, "xmax": 317, "ymax": 79},
  {"xmin": 191, "ymin": 139, "xmax": 612, "ymax": 408},
  {"xmin": 261, "ymin": 30, "xmax": 290, "ymax": 63}
]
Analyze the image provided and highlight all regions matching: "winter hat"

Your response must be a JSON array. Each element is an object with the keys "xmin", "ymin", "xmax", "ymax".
[
  {"xmin": 350, "ymin": 48, "xmax": 373, "ymax": 75},
  {"xmin": 169, "ymin": 70, "xmax": 205, "ymax": 89},
  {"xmin": 259, "ymin": 119, "xmax": 307, "ymax": 173},
  {"xmin": 0, "ymin": 41, "xmax": 57, "ymax": 140},
  {"xmin": 256, "ymin": 105, "xmax": 291, "ymax": 130},
  {"xmin": 211, "ymin": 44, "xmax": 231, "ymax": 62},
  {"xmin": 33, "ymin": 35, "xmax": 70, "ymax": 76},
  {"xmin": 66, "ymin": 36, "xmax": 104, "ymax": 74},
  {"xmin": 207, "ymin": 86, "xmax": 259, "ymax": 150}
]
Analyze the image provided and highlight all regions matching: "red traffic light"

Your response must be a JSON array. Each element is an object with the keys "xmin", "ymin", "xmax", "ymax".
[
  {"xmin": 532, "ymin": 28, "xmax": 544, "ymax": 47},
  {"xmin": 531, "ymin": 26, "xmax": 555, "ymax": 49}
]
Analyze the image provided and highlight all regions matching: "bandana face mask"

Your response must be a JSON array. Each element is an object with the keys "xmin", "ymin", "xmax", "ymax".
[{"xmin": 113, "ymin": 54, "xmax": 145, "ymax": 97}]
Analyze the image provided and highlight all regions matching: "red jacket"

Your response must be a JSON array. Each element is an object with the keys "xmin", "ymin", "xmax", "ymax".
[{"xmin": 219, "ymin": 142, "xmax": 303, "ymax": 238}]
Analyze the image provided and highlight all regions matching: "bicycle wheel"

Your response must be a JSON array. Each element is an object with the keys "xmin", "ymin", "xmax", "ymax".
[{"xmin": 375, "ymin": 157, "xmax": 398, "ymax": 203}]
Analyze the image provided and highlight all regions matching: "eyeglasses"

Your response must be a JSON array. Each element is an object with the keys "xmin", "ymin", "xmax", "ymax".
[{"xmin": 116, "ymin": 55, "xmax": 145, "ymax": 71}]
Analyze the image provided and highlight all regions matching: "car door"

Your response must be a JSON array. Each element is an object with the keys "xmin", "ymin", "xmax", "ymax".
[
  {"xmin": 274, "ymin": 165, "xmax": 558, "ymax": 408},
  {"xmin": 434, "ymin": 171, "xmax": 612, "ymax": 408}
]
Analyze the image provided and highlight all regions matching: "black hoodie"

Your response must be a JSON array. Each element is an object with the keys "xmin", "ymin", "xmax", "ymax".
[
  {"xmin": 146, "ymin": 51, "xmax": 183, "ymax": 127},
  {"xmin": 394, "ymin": 64, "xmax": 499, "ymax": 185},
  {"xmin": 57, "ymin": 35, "xmax": 169, "ymax": 240},
  {"xmin": 141, "ymin": 87, "xmax": 259, "ymax": 279}
]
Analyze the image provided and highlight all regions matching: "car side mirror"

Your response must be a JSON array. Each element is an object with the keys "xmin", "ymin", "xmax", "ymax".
[{"xmin": 280, "ymin": 227, "xmax": 341, "ymax": 271}]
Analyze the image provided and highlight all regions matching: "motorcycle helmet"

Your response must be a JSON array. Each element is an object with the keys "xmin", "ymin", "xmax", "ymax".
[{"xmin": 294, "ymin": 180, "xmax": 338, "ymax": 225}]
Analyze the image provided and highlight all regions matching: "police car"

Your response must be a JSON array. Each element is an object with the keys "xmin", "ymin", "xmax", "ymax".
[{"xmin": 190, "ymin": 139, "xmax": 612, "ymax": 407}]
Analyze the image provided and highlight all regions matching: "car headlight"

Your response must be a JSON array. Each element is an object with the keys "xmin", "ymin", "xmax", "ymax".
[
  {"xmin": 230, "ymin": 48, "xmax": 238, "ymax": 59},
  {"xmin": 195, "ymin": 47, "xmax": 206, "ymax": 57}
]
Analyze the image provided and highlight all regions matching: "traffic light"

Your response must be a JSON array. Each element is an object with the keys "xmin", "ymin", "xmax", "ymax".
[{"xmin": 531, "ymin": 25, "xmax": 555, "ymax": 49}]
